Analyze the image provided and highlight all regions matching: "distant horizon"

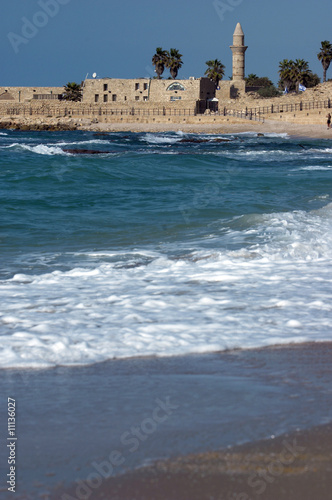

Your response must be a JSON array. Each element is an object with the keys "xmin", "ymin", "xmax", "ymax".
[{"xmin": 1, "ymin": 0, "xmax": 331, "ymax": 87}]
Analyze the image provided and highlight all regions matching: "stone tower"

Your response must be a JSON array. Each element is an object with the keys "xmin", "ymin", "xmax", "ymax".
[{"xmin": 230, "ymin": 23, "xmax": 247, "ymax": 80}]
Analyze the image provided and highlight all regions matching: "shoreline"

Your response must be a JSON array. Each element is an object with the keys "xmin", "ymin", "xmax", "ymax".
[
  {"xmin": 1, "ymin": 116, "xmax": 332, "ymax": 139},
  {"xmin": 0, "ymin": 340, "xmax": 331, "ymax": 373},
  {"xmin": 85, "ymin": 119, "xmax": 332, "ymax": 139},
  {"xmin": 53, "ymin": 422, "xmax": 332, "ymax": 500}
]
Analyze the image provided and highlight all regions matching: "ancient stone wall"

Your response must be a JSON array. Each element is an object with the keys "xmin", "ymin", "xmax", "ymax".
[
  {"xmin": 218, "ymin": 81, "xmax": 332, "ymax": 110},
  {"xmin": 82, "ymin": 79, "xmax": 150, "ymax": 104},
  {"xmin": 0, "ymin": 101, "xmax": 198, "ymax": 119},
  {"xmin": 82, "ymin": 78, "xmax": 214, "ymax": 105},
  {"xmin": 0, "ymin": 86, "xmax": 64, "ymax": 103},
  {"xmin": 0, "ymin": 101, "xmax": 330, "ymax": 127},
  {"xmin": 216, "ymin": 81, "xmax": 246, "ymax": 101},
  {"xmin": 1, "ymin": 82, "xmax": 331, "ymax": 128}
]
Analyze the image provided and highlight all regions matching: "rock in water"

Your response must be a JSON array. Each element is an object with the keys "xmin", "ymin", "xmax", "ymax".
[{"xmin": 63, "ymin": 148, "xmax": 110, "ymax": 155}]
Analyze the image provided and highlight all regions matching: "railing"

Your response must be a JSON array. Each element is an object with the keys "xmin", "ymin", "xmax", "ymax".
[
  {"xmin": 2, "ymin": 97, "xmax": 331, "ymax": 121},
  {"xmin": 2, "ymin": 106, "xmax": 197, "ymax": 117},
  {"xmin": 203, "ymin": 108, "xmax": 264, "ymax": 121},
  {"xmin": 224, "ymin": 98, "xmax": 332, "ymax": 117},
  {"xmin": 94, "ymin": 108, "xmax": 197, "ymax": 116},
  {"xmin": 224, "ymin": 109, "xmax": 263, "ymax": 122},
  {"xmin": 33, "ymin": 94, "xmax": 63, "ymax": 100}
]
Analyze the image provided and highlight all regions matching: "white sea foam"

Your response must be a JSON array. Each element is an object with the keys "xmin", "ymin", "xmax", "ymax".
[
  {"xmin": 221, "ymin": 149, "xmax": 297, "ymax": 161},
  {"xmin": 260, "ymin": 132, "xmax": 290, "ymax": 139},
  {"xmin": 224, "ymin": 131, "xmax": 290, "ymax": 139},
  {"xmin": 299, "ymin": 165, "xmax": 332, "ymax": 171},
  {"xmin": 309, "ymin": 148, "xmax": 332, "ymax": 154},
  {"xmin": 56, "ymin": 139, "xmax": 111, "ymax": 147},
  {"xmin": 5, "ymin": 143, "xmax": 68, "ymax": 155},
  {"xmin": 0, "ymin": 132, "xmax": 8, "ymax": 136},
  {"xmin": 1, "ymin": 204, "xmax": 332, "ymax": 369},
  {"xmin": 142, "ymin": 133, "xmax": 182, "ymax": 144},
  {"xmin": 227, "ymin": 203, "xmax": 332, "ymax": 261}
]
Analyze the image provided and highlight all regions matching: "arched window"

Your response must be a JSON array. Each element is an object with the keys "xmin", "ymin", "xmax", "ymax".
[{"xmin": 166, "ymin": 83, "xmax": 186, "ymax": 91}]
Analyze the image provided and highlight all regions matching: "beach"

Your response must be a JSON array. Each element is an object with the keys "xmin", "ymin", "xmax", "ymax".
[
  {"xmin": 1, "ymin": 342, "xmax": 331, "ymax": 499},
  {"xmin": 2, "ymin": 3, "xmax": 332, "ymax": 498},
  {"xmin": 83, "ymin": 119, "xmax": 332, "ymax": 140},
  {"xmin": 56, "ymin": 422, "xmax": 332, "ymax": 500},
  {"xmin": 1, "ymin": 128, "xmax": 332, "ymax": 499},
  {"xmin": 2, "ymin": 115, "xmax": 332, "ymax": 139}
]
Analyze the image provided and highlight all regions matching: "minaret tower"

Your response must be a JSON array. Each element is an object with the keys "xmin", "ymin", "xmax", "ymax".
[{"xmin": 230, "ymin": 23, "xmax": 247, "ymax": 80}]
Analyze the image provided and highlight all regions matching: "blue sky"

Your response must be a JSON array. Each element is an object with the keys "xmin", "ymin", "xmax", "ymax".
[{"xmin": 1, "ymin": 0, "xmax": 331, "ymax": 87}]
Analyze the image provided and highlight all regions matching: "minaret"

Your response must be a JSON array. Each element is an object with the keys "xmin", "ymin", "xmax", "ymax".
[{"xmin": 230, "ymin": 23, "xmax": 247, "ymax": 80}]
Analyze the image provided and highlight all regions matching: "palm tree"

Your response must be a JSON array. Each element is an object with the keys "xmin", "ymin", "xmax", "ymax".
[
  {"xmin": 152, "ymin": 47, "xmax": 168, "ymax": 79},
  {"xmin": 279, "ymin": 59, "xmax": 312, "ymax": 92},
  {"xmin": 166, "ymin": 48, "xmax": 183, "ymax": 79},
  {"xmin": 63, "ymin": 82, "xmax": 82, "ymax": 101},
  {"xmin": 292, "ymin": 59, "xmax": 312, "ymax": 91},
  {"xmin": 204, "ymin": 59, "xmax": 225, "ymax": 88},
  {"xmin": 245, "ymin": 74, "xmax": 273, "ymax": 88},
  {"xmin": 245, "ymin": 73, "xmax": 259, "ymax": 86},
  {"xmin": 317, "ymin": 40, "xmax": 332, "ymax": 82},
  {"xmin": 278, "ymin": 59, "xmax": 295, "ymax": 92}
]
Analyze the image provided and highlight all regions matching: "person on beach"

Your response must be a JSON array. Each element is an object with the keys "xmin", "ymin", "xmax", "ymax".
[{"xmin": 327, "ymin": 113, "xmax": 331, "ymax": 129}]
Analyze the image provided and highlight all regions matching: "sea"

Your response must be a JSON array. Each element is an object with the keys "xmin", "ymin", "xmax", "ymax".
[
  {"xmin": 1, "ymin": 128, "xmax": 332, "ymax": 498},
  {"xmin": 1, "ymin": 128, "xmax": 332, "ymax": 368}
]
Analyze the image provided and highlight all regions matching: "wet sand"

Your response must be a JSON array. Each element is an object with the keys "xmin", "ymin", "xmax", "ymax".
[
  {"xmin": 2, "ymin": 342, "xmax": 331, "ymax": 499},
  {"xmin": 55, "ymin": 422, "xmax": 332, "ymax": 500}
]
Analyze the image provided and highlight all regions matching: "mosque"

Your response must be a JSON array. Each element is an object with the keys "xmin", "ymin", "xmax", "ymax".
[{"xmin": 82, "ymin": 23, "xmax": 248, "ymax": 109}]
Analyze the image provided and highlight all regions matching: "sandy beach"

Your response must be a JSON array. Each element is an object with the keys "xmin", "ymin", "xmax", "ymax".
[
  {"xmin": 50, "ymin": 344, "xmax": 332, "ymax": 500},
  {"xmin": 82, "ymin": 119, "xmax": 332, "ymax": 140},
  {"xmin": 2, "ymin": 342, "xmax": 331, "ymax": 500},
  {"xmin": 54, "ymin": 422, "xmax": 332, "ymax": 500},
  {"xmin": 1, "ymin": 116, "xmax": 332, "ymax": 139}
]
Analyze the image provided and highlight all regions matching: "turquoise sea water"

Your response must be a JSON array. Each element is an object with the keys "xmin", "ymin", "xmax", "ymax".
[{"xmin": 1, "ymin": 129, "xmax": 332, "ymax": 368}]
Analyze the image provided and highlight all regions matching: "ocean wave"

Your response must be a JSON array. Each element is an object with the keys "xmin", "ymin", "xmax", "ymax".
[
  {"xmin": 4, "ymin": 143, "xmax": 68, "ymax": 155},
  {"xmin": 0, "ymin": 132, "xmax": 8, "ymax": 136},
  {"xmin": 0, "ymin": 245, "xmax": 331, "ymax": 368},
  {"xmin": 142, "ymin": 133, "xmax": 182, "ymax": 144},
  {"xmin": 229, "ymin": 149, "xmax": 293, "ymax": 156},
  {"xmin": 259, "ymin": 132, "xmax": 290, "ymax": 139},
  {"xmin": 224, "ymin": 202, "xmax": 332, "ymax": 261},
  {"xmin": 56, "ymin": 139, "xmax": 111, "ymax": 147},
  {"xmin": 221, "ymin": 149, "xmax": 298, "ymax": 160},
  {"xmin": 1, "ymin": 204, "xmax": 332, "ymax": 369},
  {"xmin": 1, "ymin": 130, "xmax": 332, "ymax": 369},
  {"xmin": 224, "ymin": 131, "xmax": 290, "ymax": 139},
  {"xmin": 298, "ymin": 165, "xmax": 332, "ymax": 171},
  {"xmin": 309, "ymin": 148, "xmax": 332, "ymax": 153}
]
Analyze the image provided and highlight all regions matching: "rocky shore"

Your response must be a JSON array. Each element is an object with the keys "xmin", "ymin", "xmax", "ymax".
[
  {"xmin": 1, "ymin": 114, "xmax": 332, "ymax": 138},
  {"xmin": 0, "ymin": 118, "xmax": 79, "ymax": 132}
]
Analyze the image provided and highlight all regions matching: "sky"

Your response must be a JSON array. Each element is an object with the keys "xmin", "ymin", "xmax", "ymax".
[{"xmin": 1, "ymin": 0, "xmax": 332, "ymax": 87}]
